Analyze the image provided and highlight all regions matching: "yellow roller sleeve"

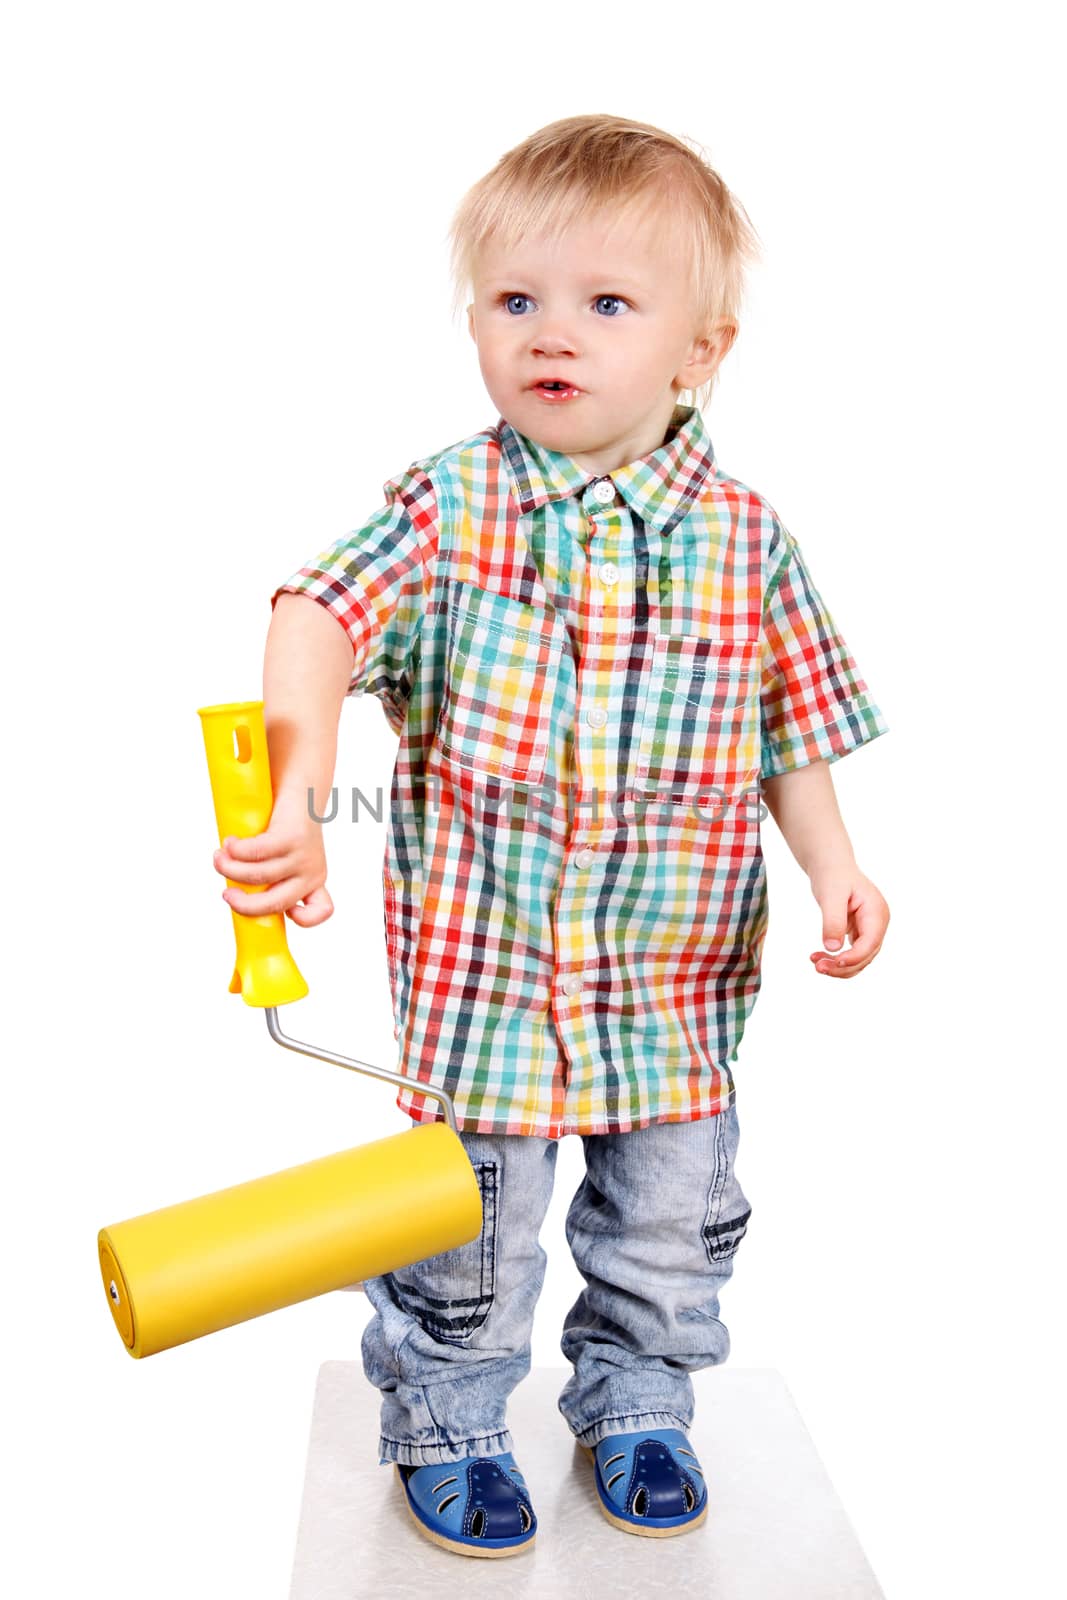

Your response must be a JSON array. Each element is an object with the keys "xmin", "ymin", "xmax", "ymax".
[{"xmin": 99, "ymin": 1123, "xmax": 482, "ymax": 1358}]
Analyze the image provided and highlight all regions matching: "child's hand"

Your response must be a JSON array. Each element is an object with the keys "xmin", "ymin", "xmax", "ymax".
[
  {"xmin": 807, "ymin": 861, "xmax": 889, "ymax": 978},
  {"xmin": 212, "ymin": 788, "xmax": 334, "ymax": 928}
]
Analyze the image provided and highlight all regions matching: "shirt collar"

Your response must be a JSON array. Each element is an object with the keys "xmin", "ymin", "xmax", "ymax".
[{"xmin": 497, "ymin": 403, "xmax": 717, "ymax": 536}]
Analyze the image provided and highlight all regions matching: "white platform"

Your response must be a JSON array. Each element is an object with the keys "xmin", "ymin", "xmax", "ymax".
[{"xmin": 288, "ymin": 1363, "xmax": 885, "ymax": 1596}]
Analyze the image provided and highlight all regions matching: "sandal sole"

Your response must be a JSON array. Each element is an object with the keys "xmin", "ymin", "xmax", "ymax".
[
  {"xmin": 579, "ymin": 1442, "xmax": 709, "ymax": 1538},
  {"xmin": 394, "ymin": 1463, "xmax": 537, "ymax": 1558}
]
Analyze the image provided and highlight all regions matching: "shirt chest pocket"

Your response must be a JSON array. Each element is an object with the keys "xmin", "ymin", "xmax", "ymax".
[
  {"xmin": 634, "ymin": 635, "xmax": 762, "ymax": 802},
  {"xmin": 434, "ymin": 584, "xmax": 567, "ymax": 784}
]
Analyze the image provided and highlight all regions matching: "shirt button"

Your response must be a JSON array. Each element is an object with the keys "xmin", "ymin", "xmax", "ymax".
[
  {"xmin": 587, "ymin": 707, "xmax": 608, "ymax": 728},
  {"xmin": 592, "ymin": 478, "xmax": 616, "ymax": 504},
  {"xmin": 562, "ymin": 975, "xmax": 585, "ymax": 996},
  {"xmin": 574, "ymin": 847, "xmax": 596, "ymax": 868},
  {"xmin": 598, "ymin": 562, "xmax": 618, "ymax": 586}
]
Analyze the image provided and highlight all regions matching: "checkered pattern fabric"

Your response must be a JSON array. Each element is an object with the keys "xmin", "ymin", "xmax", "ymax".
[{"xmin": 272, "ymin": 405, "xmax": 888, "ymax": 1135}]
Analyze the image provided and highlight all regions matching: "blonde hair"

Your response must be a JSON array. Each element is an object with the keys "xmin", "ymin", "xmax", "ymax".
[{"xmin": 447, "ymin": 113, "xmax": 762, "ymax": 412}]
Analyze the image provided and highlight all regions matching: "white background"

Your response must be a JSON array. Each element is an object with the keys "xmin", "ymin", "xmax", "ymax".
[{"xmin": 2, "ymin": 2, "xmax": 1062, "ymax": 1595}]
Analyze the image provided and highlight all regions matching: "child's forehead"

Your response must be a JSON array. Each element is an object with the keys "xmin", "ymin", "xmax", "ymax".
[{"xmin": 474, "ymin": 211, "xmax": 679, "ymax": 283}]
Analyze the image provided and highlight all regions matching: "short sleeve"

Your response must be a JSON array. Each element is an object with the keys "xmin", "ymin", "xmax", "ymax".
[
  {"xmin": 270, "ymin": 464, "xmax": 440, "ymax": 727},
  {"xmin": 759, "ymin": 530, "xmax": 889, "ymax": 779}
]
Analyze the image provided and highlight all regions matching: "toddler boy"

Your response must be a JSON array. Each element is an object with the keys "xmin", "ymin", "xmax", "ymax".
[{"xmin": 214, "ymin": 114, "xmax": 890, "ymax": 1557}]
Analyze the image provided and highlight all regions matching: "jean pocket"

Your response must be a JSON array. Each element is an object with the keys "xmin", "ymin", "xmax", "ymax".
[
  {"xmin": 634, "ymin": 635, "xmax": 761, "ymax": 805},
  {"xmin": 702, "ymin": 1205, "xmax": 752, "ymax": 1263},
  {"xmin": 385, "ymin": 1159, "xmax": 499, "ymax": 1345},
  {"xmin": 433, "ymin": 584, "xmax": 565, "ymax": 784},
  {"xmin": 700, "ymin": 1108, "xmax": 752, "ymax": 1264}
]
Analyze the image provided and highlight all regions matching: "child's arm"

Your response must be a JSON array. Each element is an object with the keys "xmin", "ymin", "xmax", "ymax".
[
  {"xmin": 212, "ymin": 592, "xmax": 354, "ymax": 927},
  {"xmin": 761, "ymin": 759, "xmax": 890, "ymax": 979}
]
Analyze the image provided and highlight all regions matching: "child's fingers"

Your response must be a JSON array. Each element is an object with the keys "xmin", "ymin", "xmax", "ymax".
[
  {"xmin": 809, "ymin": 884, "xmax": 889, "ymax": 978},
  {"xmin": 810, "ymin": 922, "xmax": 882, "ymax": 976},
  {"xmin": 213, "ymin": 840, "xmax": 297, "ymax": 885},
  {"xmin": 219, "ymin": 830, "xmax": 286, "ymax": 861},
  {"xmin": 221, "ymin": 874, "xmax": 312, "ymax": 918},
  {"xmin": 285, "ymin": 885, "xmax": 334, "ymax": 927}
]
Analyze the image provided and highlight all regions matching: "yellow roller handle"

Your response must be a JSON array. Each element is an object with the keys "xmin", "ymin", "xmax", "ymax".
[{"xmin": 197, "ymin": 700, "xmax": 308, "ymax": 1007}]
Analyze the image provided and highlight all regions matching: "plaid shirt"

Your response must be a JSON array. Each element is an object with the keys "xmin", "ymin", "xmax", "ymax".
[{"xmin": 272, "ymin": 404, "xmax": 888, "ymax": 1136}]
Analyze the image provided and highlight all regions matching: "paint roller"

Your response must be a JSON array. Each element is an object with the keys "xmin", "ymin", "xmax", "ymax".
[{"xmin": 98, "ymin": 700, "xmax": 482, "ymax": 1359}]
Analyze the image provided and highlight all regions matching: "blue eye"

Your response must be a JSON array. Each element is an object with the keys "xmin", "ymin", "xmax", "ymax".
[{"xmin": 494, "ymin": 292, "xmax": 631, "ymax": 316}]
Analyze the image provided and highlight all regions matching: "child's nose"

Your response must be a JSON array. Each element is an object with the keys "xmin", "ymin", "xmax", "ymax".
[{"xmin": 532, "ymin": 329, "xmax": 577, "ymax": 355}]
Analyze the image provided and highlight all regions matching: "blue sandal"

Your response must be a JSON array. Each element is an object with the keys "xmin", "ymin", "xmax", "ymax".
[
  {"xmin": 394, "ymin": 1451, "xmax": 537, "ymax": 1558},
  {"xmin": 581, "ymin": 1427, "xmax": 708, "ymax": 1537}
]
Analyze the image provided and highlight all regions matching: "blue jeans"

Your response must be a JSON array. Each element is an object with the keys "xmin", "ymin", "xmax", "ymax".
[{"xmin": 360, "ymin": 1104, "xmax": 752, "ymax": 1466}]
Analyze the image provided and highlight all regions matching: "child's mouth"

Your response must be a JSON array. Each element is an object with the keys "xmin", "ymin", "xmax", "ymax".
[{"xmin": 531, "ymin": 382, "xmax": 582, "ymax": 403}]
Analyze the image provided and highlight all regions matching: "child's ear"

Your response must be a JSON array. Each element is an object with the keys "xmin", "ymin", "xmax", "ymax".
[
  {"xmin": 716, "ymin": 320, "xmax": 739, "ymax": 361},
  {"xmin": 684, "ymin": 319, "xmax": 737, "ymax": 385},
  {"xmin": 466, "ymin": 303, "xmax": 476, "ymax": 343}
]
